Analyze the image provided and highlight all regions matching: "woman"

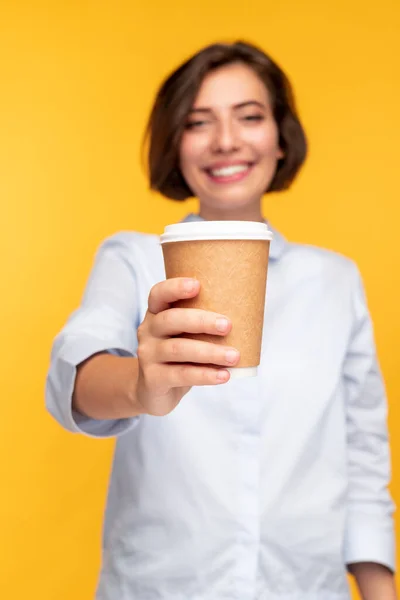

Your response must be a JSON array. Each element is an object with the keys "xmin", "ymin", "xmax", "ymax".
[{"xmin": 46, "ymin": 41, "xmax": 396, "ymax": 599}]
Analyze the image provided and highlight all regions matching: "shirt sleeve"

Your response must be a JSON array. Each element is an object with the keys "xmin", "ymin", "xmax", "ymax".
[
  {"xmin": 343, "ymin": 264, "xmax": 396, "ymax": 571},
  {"xmin": 45, "ymin": 233, "xmax": 143, "ymax": 438}
]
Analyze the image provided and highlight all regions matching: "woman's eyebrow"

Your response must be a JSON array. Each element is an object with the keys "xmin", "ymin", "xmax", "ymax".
[
  {"xmin": 233, "ymin": 100, "xmax": 266, "ymax": 110},
  {"xmin": 189, "ymin": 100, "xmax": 266, "ymax": 114}
]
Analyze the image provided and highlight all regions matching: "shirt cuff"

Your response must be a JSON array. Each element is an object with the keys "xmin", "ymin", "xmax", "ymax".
[
  {"xmin": 344, "ymin": 512, "xmax": 396, "ymax": 572},
  {"xmin": 46, "ymin": 335, "xmax": 139, "ymax": 438}
]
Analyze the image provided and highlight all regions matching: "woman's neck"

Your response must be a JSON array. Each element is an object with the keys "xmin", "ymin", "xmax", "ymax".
[{"xmin": 198, "ymin": 203, "xmax": 264, "ymax": 223}]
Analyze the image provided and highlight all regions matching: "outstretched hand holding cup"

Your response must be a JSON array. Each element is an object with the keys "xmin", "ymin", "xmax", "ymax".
[
  {"xmin": 135, "ymin": 275, "xmax": 241, "ymax": 416},
  {"xmin": 135, "ymin": 220, "xmax": 272, "ymax": 417}
]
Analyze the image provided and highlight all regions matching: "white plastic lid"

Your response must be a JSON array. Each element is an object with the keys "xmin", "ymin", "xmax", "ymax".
[{"xmin": 160, "ymin": 220, "xmax": 273, "ymax": 244}]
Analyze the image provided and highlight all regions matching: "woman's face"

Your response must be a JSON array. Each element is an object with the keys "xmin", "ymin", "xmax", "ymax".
[{"xmin": 179, "ymin": 62, "xmax": 283, "ymax": 218}]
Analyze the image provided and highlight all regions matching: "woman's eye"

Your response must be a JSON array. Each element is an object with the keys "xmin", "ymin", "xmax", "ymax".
[
  {"xmin": 185, "ymin": 120, "xmax": 208, "ymax": 130},
  {"xmin": 242, "ymin": 114, "xmax": 264, "ymax": 122}
]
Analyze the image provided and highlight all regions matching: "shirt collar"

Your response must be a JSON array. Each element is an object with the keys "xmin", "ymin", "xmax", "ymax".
[{"xmin": 181, "ymin": 213, "xmax": 286, "ymax": 261}]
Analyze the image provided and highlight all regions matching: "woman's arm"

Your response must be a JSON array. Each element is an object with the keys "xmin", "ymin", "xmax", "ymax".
[
  {"xmin": 72, "ymin": 352, "xmax": 144, "ymax": 419},
  {"xmin": 343, "ymin": 264, "xmax": 396, "ymax": 586},
  {"xmin": 46, "ymin": 233, "xmax": 144, "ymax": 437},
  {"xmin": 349, "ymin": 562, "xmax": 397, "ymax": 600}
]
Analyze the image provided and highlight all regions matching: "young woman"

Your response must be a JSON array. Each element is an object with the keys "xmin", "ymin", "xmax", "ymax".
[{"xmin": 46, "ymin": 41, "xmax": 396, "ymax": 599}]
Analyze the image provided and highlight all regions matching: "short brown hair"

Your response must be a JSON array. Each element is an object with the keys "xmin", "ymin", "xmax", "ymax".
[{"xmin": 144, "ymin": 41, "xmax": 307, "ymax": 200}]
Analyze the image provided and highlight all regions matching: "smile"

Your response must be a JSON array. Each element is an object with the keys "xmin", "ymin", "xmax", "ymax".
[{"xmin": 205, "ymin": 163, "xmax": 254, "ymax": 183}]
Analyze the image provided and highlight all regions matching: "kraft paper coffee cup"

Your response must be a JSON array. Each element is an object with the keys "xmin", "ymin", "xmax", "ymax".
[{"xmin": 160, "ymin": 220, "xmax": 273, "ymax": 379}]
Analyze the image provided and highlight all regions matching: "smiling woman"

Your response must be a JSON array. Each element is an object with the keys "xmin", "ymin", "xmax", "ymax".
[
  {"xmin": 179, "ymin": 64, "xmax": 284, "ymax": 221},
  {"xmin": 46, "ymin": 40, "xmax": 397, "ymax": 600},
  {"xmin": 144, "ymin": 41, "xmax": 307, "ymax": 214}
]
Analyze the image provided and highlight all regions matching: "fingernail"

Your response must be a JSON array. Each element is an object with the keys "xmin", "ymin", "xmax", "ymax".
[
  {"xmin": 216, "ymin": 317, "xmax": 229, "ymax": 332},
  {"xmin": 217, "ymin": 370, "xmax": 229, "ymax": 382},
  {"xmin": 183, "ymin": 279, "xmax": 196, "ymax": 292},
  {"xmin": 225, "ymin": 349, "xmax": 239, "ymax": 364}
]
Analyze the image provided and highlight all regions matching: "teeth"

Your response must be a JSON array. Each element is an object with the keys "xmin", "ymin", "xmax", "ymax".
[{"xmin": 211, "ymin": 164, "xmax": 249, "ymax": 177}]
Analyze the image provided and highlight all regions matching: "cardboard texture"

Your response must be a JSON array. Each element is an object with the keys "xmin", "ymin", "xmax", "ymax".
[{"xmin": 162, "ymin": 239, "xmax": 270, "ymax": 367}]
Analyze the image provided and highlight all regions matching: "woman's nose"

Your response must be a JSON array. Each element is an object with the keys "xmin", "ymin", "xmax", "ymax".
[{"xmin": 212, "ymin": 120, "xmax": 241, "ymax": 154}]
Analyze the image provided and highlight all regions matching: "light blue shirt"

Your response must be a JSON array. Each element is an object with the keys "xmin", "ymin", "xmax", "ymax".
[{"xmin": 46, "ymin": 214, "xmax": 395, "ymax": 600}]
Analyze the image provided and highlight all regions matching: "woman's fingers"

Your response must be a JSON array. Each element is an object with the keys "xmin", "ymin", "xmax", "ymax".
[
  {"xmin": 148, "ymin": 278, "xmax": 200, "ymax": 314},
  {"xmin": 140, "ymin": 277, "xmax": 237, "ymax": 399},
  {"xmin": 151, "ymin": 308, "xmax": 232, "ymax": 338},
  {"xmin": 158, "ymin": 337, "xmax": 240, "ymax": 367},
  {"xmin": 158, "ymin": 363, "xmax": 231, "ymax": 387}
]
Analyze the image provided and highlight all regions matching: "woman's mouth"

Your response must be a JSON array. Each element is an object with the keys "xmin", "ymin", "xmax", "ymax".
[{"xmin": 205, "ymin": 162, "xmax": 254, "ymax": 184}]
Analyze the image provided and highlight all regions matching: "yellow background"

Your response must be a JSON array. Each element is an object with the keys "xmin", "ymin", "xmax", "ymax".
[{"xmin": 1, "ymin": 1, "xmax": 399, "ymax": 598}]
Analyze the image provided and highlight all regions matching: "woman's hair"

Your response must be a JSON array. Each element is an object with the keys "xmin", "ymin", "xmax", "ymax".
[{"xmin": 144, "ymin": 40, "xmax": 307, "ymax": 200}]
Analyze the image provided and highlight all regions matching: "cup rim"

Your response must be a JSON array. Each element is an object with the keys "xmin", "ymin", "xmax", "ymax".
[{"xmin": 160, "ymin": 220, "xmax": 273, "ymax": 244}]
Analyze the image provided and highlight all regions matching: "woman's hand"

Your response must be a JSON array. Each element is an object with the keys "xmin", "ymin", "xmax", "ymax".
[{"xmin": 135, "ymin": 277, "xmax": 240, "ymax": 416}]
